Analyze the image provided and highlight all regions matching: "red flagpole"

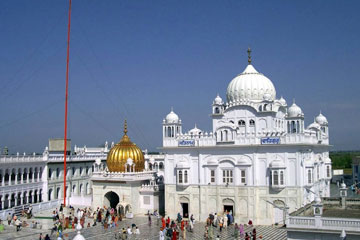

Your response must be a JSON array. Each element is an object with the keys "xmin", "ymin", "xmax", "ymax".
[{"xmin": 63, "ymin": 0, "xmax": 72, "ymax": 207}]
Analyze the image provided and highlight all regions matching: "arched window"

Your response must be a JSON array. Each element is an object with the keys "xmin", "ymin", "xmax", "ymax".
[
  {"xmin": 291, "ymin": 121, "xmax": 296, "ymax": 133},
  {"xmin": 273, "ymin": 171, "xmax": 279, "ymax": 185},
  {"xmin": 215, "ymin": 107, "xmax": 220, "ymax": 114},
  {"xmin": 167, "ymin": 127, "xmax": 171, "ymax": 137},
  {"xmin": 48, "ymin": 168, "xmax": 52, "ymax": 179},
  {"xmin": 307, "ymin": 169, "xmax": 312, "ymax": 184},
  {"xmin": 238, "ymin": 120, "xmax": 245, "ymax": 126},
  {"xmin": 184, "ymin": 170, "xmax": 188, "ymax": 183},
  {"xmin": 80, "ymin": 167, "xmax": 83, "ymax": 176},
  {"xmin": 280, "ymin": 171, "xmax": 284, "ymax": 185},
  {"xmin": 326, "ymin": 165, "xmax": 331, "ymax": 178},
  {"xmin": 86, "ymin": 167, "xmax": 89, "ymax": 175},
  {"xmin": 56, "ymin": 168, "xmax": 60, "ymax": 178},
  {"xmin": 259, "ymin": 105, "xmax": 262, "ymax": 112},
  {"xmin": 224, "ymin": 130, "xmax": 228, "ymax": 141},
  {"xmin": 178, "ymin": 170, "xmax": 183, "ymax": 184},
  {"xmin": 72, "ymin": 167, "xmax": 76, "ymax": 176},
  {"xmin": 249, "ymin": 119, "xmax": 255, "ymax": 126},
  {"xmin": 159, "ymin": 162, "xmax": 164, "ymax": 170}
]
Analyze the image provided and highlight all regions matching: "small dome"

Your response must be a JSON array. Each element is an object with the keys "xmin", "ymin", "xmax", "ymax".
[
  {"xmin": 308, "ymin": 121, "xmax": 321, "ymax": 130},
  {"xmin": 106, "ymin": 121, "xmax": 145, "ymax": 172},
  {"xmin": 315, "ymin": 112, "xmax": 328, "ymax": 125},
  {"xmin": 315, "ymin": 196, "xmax": 321, "ymax": 204},
  {"xmin": 341, "ymin": 182, "xmax": 346, "ymax": 188},
  {"xmin": 165, "ymin": 109, "xmax": 179, "ymax": 123},
  {"xmin": 189, "ymin": 124, "xmax": 202, "ymax": 135},
  {"xmin": 279, "ymin": 96, "xmax": 287, "ymax": 106},
  {"xmin": 213, "ymin": 94, "xmax": 223, "ymax": 105},
  {"xmin": 226, "ymin": 64, "xmax": 276, "ymax": 102},
  {"xmin": 287, "ymin": 102, "xmax": 303, "ymax": 118}
]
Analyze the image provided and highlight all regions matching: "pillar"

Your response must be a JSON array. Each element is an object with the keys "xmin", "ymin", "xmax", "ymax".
[
  {"xmin": 21, "ymin": 173, "xmax": 23, "ymax": 184},
  {"xmin": 1, "ymin": 175, "xmax": 4, "ymax": 186},
  {"xmin": 20, "ymin": 195, "xmax": 23, "ymax": 205},
  {"xmin": 32, "ymin": 172, "xmax": 35, "ymax": 182},
  {"xmin": 31, "ymin": 192, "xmax": 34, "ymax": 203},
  {"xmin": 8, "ymin": 198, "xmax": 11, "ymax": 207},
  {"xmin": 37, "ymin": 171, "xmax": 40, "ymax": 182},
  {"xmin": 27, "ymin": 172, "xmax": 29, "ymax": 183},
  {"xmin": 14, "ymin": 197, "xmax": 18, "ymax": 207}
]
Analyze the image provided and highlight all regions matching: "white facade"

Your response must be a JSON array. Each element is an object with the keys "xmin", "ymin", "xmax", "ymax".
[{"xmin": 162, "ymin": 59, "xmax": 332, "ymax": 225}]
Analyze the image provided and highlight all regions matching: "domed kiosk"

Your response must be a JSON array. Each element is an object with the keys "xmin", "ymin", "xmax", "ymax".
[{"xmin": 91, "ymin": 120, "xmax": 161, "ymax": 218}]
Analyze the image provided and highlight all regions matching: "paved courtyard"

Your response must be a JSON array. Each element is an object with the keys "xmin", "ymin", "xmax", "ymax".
[{"xmin": 0, "ymin": 214, "xmax": 286, "ymax": 240}]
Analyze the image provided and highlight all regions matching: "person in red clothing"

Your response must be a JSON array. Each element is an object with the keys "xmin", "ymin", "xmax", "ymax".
[
  {"xmin": 166, "ymin": 217, "xmax": 171, "ymax": 227},
  {"xmin": 172, "ymin": 228, "xmax": 177, "ymax": 240},
  {"xmin": 162, "ymin": 217, "xmax": 166, "ymax": 229},
  {"xmin": 181, "ymin": 220, "xmax": 184, "ymax": 231}
]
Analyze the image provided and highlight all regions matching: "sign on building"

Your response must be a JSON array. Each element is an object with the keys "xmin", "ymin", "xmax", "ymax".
[
  {"xmin": 178, "ymin": 140, "xmax": 195, "ymax": 147},
  {"xmin": 261, "ymin": 137, "xmax": 280, "ymax": 145}
]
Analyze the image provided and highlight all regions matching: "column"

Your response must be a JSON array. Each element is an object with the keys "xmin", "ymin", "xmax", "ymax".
[
  {"xmin": 21, "ymin": 173, "xmax": 23, "ymax": 184},
  {"xmin": 31, "ymin": 192, "xmax": 34, "ymax": 203},
  {"xmin": 26, "ymin": 172, "xmax": 29, "ymax": 183},
  {"xmin": 8, "ymin": 176, "xmax": 11, "ymax": 186},
  {"xmin": 37, "ymin": 171, "xmax": 40, "ymax": 182},
  {"xmin": 8, "ymin": 198, "xmax": 11, "ymax": 208},
  {"xmin": 32, "ymin": 172, "xmax": 35, "ymax": 182},
  {"xmin": 2, "ymin": 175, "xmax": 5, "ymax": 186},
  {"xmin": 20, "ymin": 195, "xmax": 23, "ymax": 205},
  {"xmin": 14, "ymin": 197, "xmax": 18, "ymax": 207},
  {"xmin": 15, "ymin": 173, "xmax": 18, "ymax": 185}
]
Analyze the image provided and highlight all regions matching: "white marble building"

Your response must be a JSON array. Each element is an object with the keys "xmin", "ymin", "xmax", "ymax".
[{"xmin": 162, "ymin": 51, "xmax": 332, "ymax": 225}]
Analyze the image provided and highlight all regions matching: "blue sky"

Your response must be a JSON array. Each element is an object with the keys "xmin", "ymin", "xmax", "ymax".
[{"xmin": 0, "ymin": 0, "xmax": 359, "ymax": 153}]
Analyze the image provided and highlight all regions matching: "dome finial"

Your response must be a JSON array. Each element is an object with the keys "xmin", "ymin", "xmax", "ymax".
[
  {"xmin": 171, "ymin": 106, "xmax": 174, "ymax": 112},
  {"xmin": 124, "ymin": 119, "xmax": 128, "ymax": 135},
  {"xmin": 247, "ymin": 47, "xmax": 252, "ymax": 64}
]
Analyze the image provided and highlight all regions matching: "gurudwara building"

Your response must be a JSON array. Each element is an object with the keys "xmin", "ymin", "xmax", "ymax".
[
  {"xmin": 91, "ymin": 121, "xmax": 162, "ymax": 216},
  {"xmin": 162, "ymin": 50, "xmax": 332, "ymax": 225}
]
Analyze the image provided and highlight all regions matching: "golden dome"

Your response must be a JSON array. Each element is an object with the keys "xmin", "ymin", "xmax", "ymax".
[{"xmin": 106, "ymin": 120, "xmax": 145, "ymax": 172}]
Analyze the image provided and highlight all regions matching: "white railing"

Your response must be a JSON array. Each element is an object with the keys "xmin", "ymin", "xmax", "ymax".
[
  {"xmin": 287, "ymin": 216, "xmax": 360, "ymax": 232},
  {"xmin": 163, "ymin": 132, "xmax": 327, "ymax": 147},
  {"xmin": 0, "ymin": 155, "xmax": 46, "ymax": 164},
  {"xmin": 92, "ymin": 171, "xmax": 156, "ymax": 181},
  {"xmin": 48, "ymin": 154, "xmax": 107, "ymax": 162}
]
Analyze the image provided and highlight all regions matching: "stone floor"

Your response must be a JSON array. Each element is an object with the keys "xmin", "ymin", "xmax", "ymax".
[{"xmin": 0, "ymin": 215, "xmax": 287, "ymax": 240}]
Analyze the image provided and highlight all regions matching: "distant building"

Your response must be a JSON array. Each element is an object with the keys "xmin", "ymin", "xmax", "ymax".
[{"xmin": 287, "ymin": 183, "xmax": 360, "ymax": 240}]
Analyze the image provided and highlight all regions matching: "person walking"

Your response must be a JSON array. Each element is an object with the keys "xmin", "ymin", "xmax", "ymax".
[
  {"xmin": 148, "ymin": 214, "xmax": 152, "ymax": 226},
  {"xmin": 159, "ymin": 227, "xmax": 165, "ymax": 240},
  {"xmin": 7, "ymin": 213, "xmax": 12, "ymax": 225},
  {"xmin": 182, "ymin": 225, "xmax": 187, "ymax": 239}
]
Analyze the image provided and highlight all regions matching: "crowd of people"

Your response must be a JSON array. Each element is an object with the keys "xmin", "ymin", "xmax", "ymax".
[{"xmin": 1, "ymin": 205, "xmax": 262, "ymax": 239}]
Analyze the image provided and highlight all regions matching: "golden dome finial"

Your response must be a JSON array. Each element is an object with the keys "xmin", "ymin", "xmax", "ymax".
[
  {"xmin": 247, "ymin": 47, "xmax": 252, "ymax": 64},
  {"xmin": 124, "ymin": 119, "xmax": 128, "ymax": 135}
]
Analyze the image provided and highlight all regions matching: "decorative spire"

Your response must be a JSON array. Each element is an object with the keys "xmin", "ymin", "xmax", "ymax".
[
  {"xmin": 247, "ymin": 47, "xmax": 252, "ymax": 64},
  {"xmin": 124, "ymin": 120, "xmax": 128, "ymax": 135}
]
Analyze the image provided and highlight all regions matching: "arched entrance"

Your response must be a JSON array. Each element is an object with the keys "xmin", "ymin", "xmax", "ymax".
[
  {"xmin": 223, "ymin": 198, "xmax": 235, "ymax": 215},
  {"xmin": 273, "ymin": 200, "xmax": 286, "ymax": 225},
  {"xmin": 104, "ymin": 191, "xmax": 119, "ymax": 209},
  {"xmin": 179, "ymin": 196, "xmax": 190, "ymax": 218}
]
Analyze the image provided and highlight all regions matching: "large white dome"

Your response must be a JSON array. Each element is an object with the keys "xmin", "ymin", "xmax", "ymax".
[{"xmin": 226, "ymin": 64, "xmax": 276, "ymax": 102}]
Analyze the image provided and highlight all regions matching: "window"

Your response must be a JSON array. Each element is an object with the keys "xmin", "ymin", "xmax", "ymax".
[
  {"xmin": 222, "ymin": 170, "xmax": 233, "ymax": 184},
  {"xmin": 72, "ymin": 167, "xmax": 76, "ymax": 176},
  {"xmin": 273, "ymin": 171, "xmax": 279, "ymax": 185},
  {"xmin": 56, "ymin": 168, "xmax": 60, "ymax": 178},
  {"xmin": 308, "ymin": 169, "xmax": 312, "ymax": 184},
  {"xmin": 210, "ymin": 170, "xmax": 215, "ymax": 183},
  {"xmin": 241, "ymin": 170, "xmax": 246, "ymax": 184},
  {"xmin": 238, "ymin": 120, "xmax": 245, "ymax": 126},
  {"xmin": 326, "ymin": 166, "xmax": 331, "ymax": 178},
  {"xmin": 48, "ymin": 168, "xmax": 52, "ymax": 179},
  {"xmin": 215, "ymin": 107, "xmax": 220, "ymax": 114},
  {"xmin": 249, "ymin": 119, "xmax": 255, "ymax": 126},
  {"xmin": 80, "ymin": 167, "xmax": 83, "ymax": 176},
  {"xmin": 317, "ymin": 166, "xmax": 319, "ymax": 180},
  {"xmin": 184, "ymin": 170, "xmax": 188, "ymax": 183},
  {"xmin": 178, "ymin": 171, "xmax": 183, "ymax": 184},
  {"xmin": 280, "ymin": 171, "xmax": 284, "ymax": 185}
]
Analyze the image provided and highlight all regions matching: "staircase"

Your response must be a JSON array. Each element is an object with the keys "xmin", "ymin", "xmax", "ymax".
[{"xmin": 13, "ymin": 204, "xmax": 29, "ymax": 217}]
